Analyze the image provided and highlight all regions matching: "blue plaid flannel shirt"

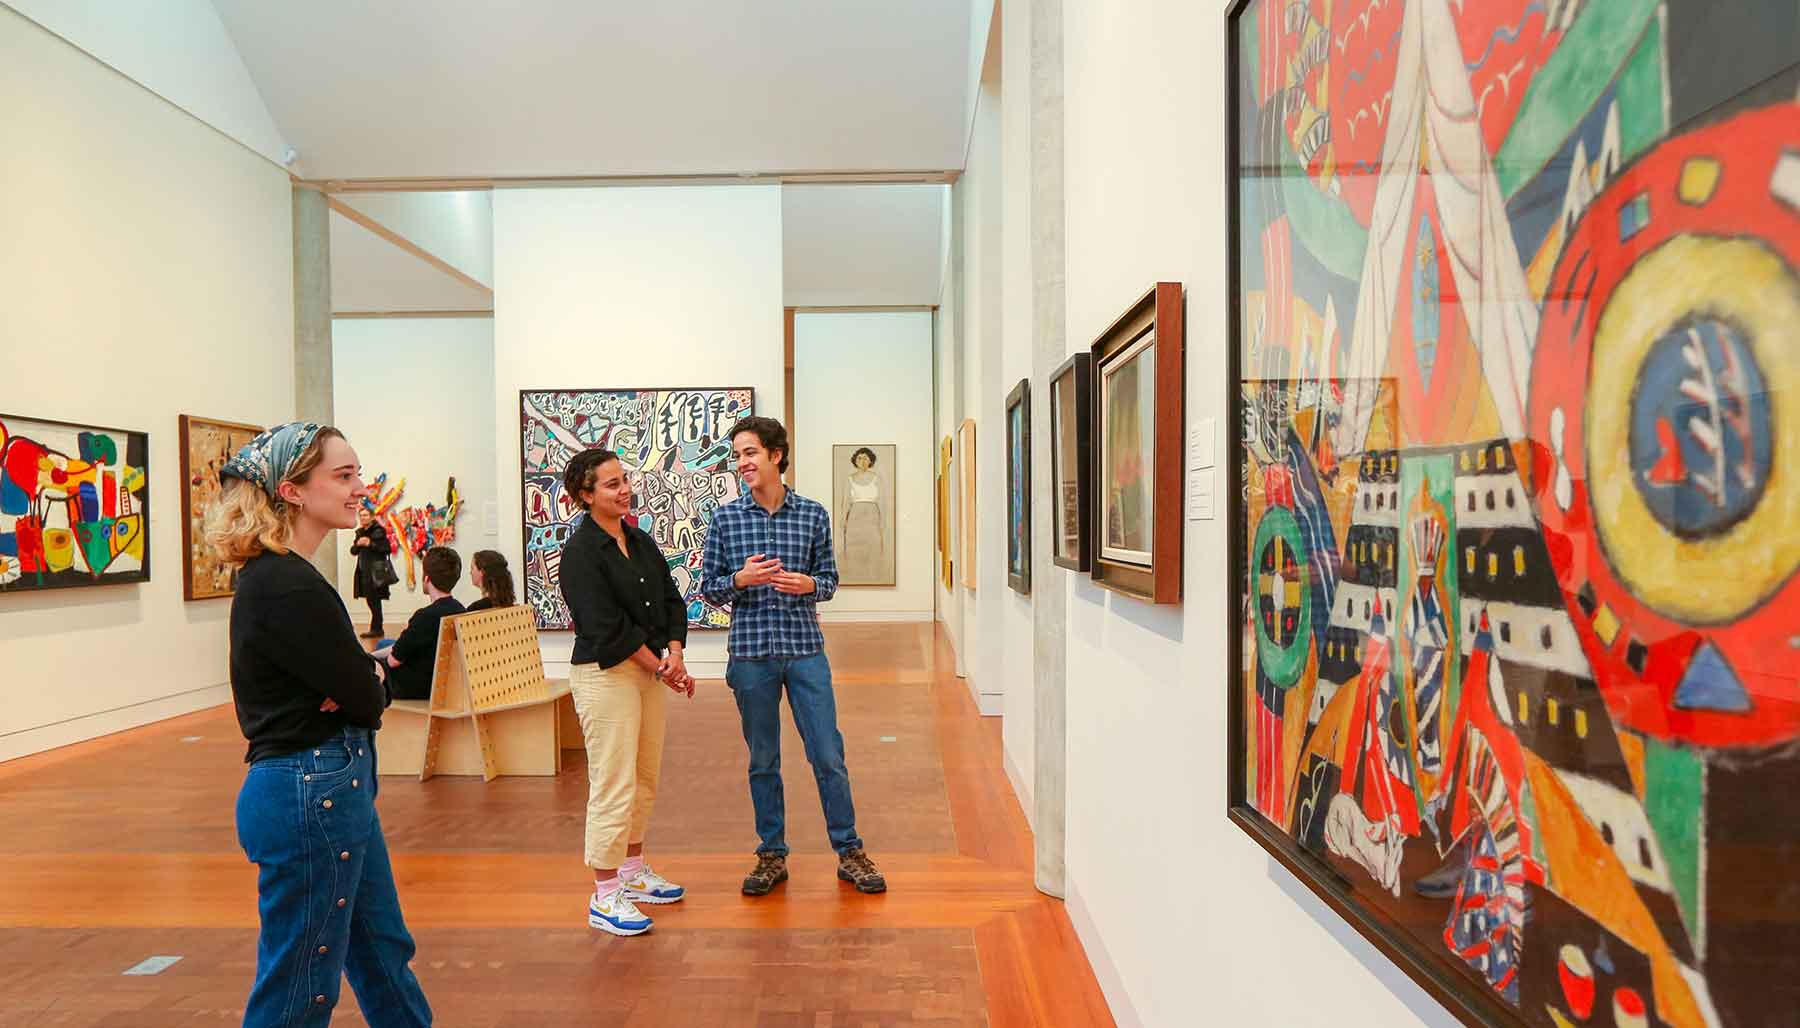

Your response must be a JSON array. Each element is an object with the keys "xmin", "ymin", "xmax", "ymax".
[{"xmin": 701, "ymin": 489, "xmax": 838, "ymax": 659}]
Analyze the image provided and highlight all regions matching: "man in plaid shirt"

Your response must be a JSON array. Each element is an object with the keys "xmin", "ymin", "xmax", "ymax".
[{"xmin": 702, "ymin": 416, "xmax": 887, "ymax": 896}]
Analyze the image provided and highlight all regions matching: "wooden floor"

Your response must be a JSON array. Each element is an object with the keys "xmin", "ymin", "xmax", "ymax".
[{"xmin": 0, "ymin": 623, "xmax": 1113, "ymax": 1027}]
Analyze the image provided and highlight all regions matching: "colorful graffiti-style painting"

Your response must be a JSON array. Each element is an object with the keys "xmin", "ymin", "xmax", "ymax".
[
  {"xmin": 179, "ymin": 415, "xmax": 262, "ymax": 600},
  {"xmin": 520, "ymin": 388, "xmax": 752, "ymax": 630},
  {"xmin": 0, "ymin": 414, "xmax": 150, "ymax": 593},
  {"xmin": 1228, "ymin": 1, "xmax": 1799, "ymax": 1024}
]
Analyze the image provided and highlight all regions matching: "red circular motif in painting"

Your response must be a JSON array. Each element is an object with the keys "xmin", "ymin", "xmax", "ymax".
[{"xmin": 1527, "ymin": 104, "xmax": 1800, "ymax": 750}]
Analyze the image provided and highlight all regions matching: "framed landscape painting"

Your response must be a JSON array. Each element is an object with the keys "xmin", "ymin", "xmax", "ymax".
[
  {"xmin": 1226, "ymin": 0, "xmax": 1800, "ymax": 1025},
  {"xmin": 1089, "ymin": 283, "xmax": 1183, "ymax": 604}
]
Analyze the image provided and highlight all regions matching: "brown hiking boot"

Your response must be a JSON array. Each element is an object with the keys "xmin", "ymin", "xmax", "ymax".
[
  {"xmin": 741, "ymin": 852, "xmax": 788, "ymax": 896},
  {"xmin": 837, "ymin": 847, "xmax": 887, "ymax": 893}
]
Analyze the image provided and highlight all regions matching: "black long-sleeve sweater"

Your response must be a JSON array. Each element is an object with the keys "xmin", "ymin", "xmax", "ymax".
[
  {"xmin": 230, "ymin": 549, "xmax": 387, "ymax": 763},
  {"xmin": 558, "ymin": 514, "xmax": 688, "ymax": 668}
]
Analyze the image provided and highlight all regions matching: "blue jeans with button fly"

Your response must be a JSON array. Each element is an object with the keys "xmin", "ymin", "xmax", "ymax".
[{"xmin": 235, "ymin": 726, "xmax": 431, "ymax": 1027}]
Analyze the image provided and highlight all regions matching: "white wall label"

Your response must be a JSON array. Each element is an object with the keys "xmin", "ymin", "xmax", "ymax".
[
  {"xmin": 1187, "ymin": 468, "xmax": 1215, "ymax": 521},
  {"xmin": 1189, "ymin": 418, "xmax": 1216, "ymax": 470},
  {"xmin": 483, "ymin": 501, "xmax": 499, "ymax": 536}
]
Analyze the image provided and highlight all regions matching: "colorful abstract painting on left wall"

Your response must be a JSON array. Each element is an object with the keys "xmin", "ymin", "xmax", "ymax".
[{"xmin": 0, "ymin": 414, "xmax": 150, "ymax": 592}]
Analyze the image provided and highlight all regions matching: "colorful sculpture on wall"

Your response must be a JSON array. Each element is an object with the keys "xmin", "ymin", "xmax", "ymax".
[{"xmin": 362, "ymin": 473, "xmax": 463, "ymax": 590}]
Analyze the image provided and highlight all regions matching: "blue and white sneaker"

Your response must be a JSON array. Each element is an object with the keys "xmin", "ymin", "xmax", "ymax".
[
  {"xmin": 622, "ymin": 864, "xmax": 686, "ymax": 904},
  {"xmin": 588, "ymin": 888, "xmax": 652, "ymax": 936}
]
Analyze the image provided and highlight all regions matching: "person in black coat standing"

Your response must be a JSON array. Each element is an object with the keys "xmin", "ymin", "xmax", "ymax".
[{"xmin": 350, "ymin": 507, "xmax": 392, "ymax": 638}]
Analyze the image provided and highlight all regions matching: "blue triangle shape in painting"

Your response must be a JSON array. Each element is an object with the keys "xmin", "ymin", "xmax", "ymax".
[{"xmin": 1672, "ymin": 643, "xmax": 1751, "ymax": 714}]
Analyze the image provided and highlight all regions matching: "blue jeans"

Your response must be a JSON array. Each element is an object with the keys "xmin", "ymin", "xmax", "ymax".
[
  {"xmin": 725, "ymin": 652, "xmax": 864, "ymax": 857},
  {"xmin": 235, "ymin": 727, "xmax": 432, "ymax": 1028}
]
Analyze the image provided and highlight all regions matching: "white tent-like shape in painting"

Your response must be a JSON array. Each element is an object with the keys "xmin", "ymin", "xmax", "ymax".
[{"xmin": 1332, "ymin": 0, "xmax": 1540, "ymax": 458}]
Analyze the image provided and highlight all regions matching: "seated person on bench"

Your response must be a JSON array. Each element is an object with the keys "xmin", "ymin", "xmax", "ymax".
[{"xmin": 378, "ymin": 546, "xmax": 466, "ymax": 700}]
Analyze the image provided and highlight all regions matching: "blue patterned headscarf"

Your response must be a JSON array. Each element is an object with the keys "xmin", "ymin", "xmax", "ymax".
[{"xmin": 220, "ymin": 421, "xmax": 323, "ymax": 499}]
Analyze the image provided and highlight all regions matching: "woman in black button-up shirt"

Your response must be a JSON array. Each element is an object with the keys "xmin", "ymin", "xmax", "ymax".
[{"xmin": 557, "ymin": 447, "xmax": 696, "ymax": 937}]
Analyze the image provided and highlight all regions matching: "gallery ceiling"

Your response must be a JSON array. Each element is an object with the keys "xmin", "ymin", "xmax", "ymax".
[{"xmin": 209, "ymin": 0, "xmax": 974, "ymax": 182}]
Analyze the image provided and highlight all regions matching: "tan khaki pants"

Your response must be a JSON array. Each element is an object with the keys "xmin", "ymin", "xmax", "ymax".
[{"xmin": 568, "ymin": 661, "xmax": 667, "ymax": 870}]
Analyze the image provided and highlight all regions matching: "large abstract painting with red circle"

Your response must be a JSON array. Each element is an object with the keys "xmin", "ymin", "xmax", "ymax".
[
  {"xmin": 1231, "ymin": 0, "xmax": 1799, "ymax": 1024},
  {"xmin": 0, "ymin": 415, "xmax": 150, "ymax": 593}
]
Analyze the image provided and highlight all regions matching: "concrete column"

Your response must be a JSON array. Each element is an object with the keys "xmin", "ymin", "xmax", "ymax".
[
  {"xmin": 1029, "ymin": 0, "xmax": 1068, "ymax": 899},
  {"xmin": 292, "ymin": 184, "xmax": 336, "ymax": 579}
]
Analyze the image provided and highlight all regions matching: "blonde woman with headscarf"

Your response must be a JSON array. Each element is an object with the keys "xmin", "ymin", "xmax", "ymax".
[{"xmin": 207, "ymin": 420, "xmax": 432, "ymax": 1027}]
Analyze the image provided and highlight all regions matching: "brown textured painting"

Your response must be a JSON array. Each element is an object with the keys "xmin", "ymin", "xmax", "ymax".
[{"xmin": 180, "ymin": 415, "xmax": 262, "ymax": 600}]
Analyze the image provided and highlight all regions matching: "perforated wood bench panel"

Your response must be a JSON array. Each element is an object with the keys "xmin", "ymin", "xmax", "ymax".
[
  {"xmin": 388, "ymin": 605, "xmax": 563, "ymax": 782},
  {"xmin": 453, "ymin": 606, "xmax": 550, "ymax": 711}
]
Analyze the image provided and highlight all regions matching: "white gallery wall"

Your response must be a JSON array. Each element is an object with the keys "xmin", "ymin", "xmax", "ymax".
[
  {"xmin": 492, "ymin": 185, "xmax": 784, "ymax": 676},
  {"xmin": 0, "ymin": 9, "xmax": 294, "ymax": 760},
  {"xmin": 0, "ymin": 0, "xmax": 291, "ymax": 167},
  {"xmin": 996, "ymin": 0, "xmax": 1037, "ymax": 811},
  {"xmin": 793, "ymin": 312, "xmax": 935, "ymax": 620},
  {"xmin": 947, "ymin": 74, "xmax": 1008, "ymax": 717},
  {"xmin": 330, "ymin": 317, "xmax": 499, "ymax": 620},
  {"xmin": 1051, "ymin": 0, "xmax": 1455, "ymax": 1024},
  {"xmin": 934, "ymin": 194, "xmax": 967, "ymax": 668}
]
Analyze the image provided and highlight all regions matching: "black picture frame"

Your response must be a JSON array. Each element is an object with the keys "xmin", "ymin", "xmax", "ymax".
[
  {"xmin": 1005, "ymin": 377, "xmax": 1031, "ymax": 595},
  {"xmin": 1223, "ymin": 3, "xmax": 1736, "ymax": 1025},
  {"xmin": 1221, "ymin": 3, "xmax": 1508, "ymax": 1021},
  {"xmin": 0, "ymin": 412, "xmax": 151, "ymax": 593},
  {"xmin": 1049, "ymin": 352, "xmax": 1093, "ymax": 572}
]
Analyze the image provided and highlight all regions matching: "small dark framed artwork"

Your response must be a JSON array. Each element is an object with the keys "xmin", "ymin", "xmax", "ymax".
[
  {"xmin": 1089, "ymin": 282, "xmax": 1184, "ymax": 604},
  {"xmin": 1049, "ymin": 352, "xmax": 1093, "ymax": 572},
  {"xmin": 1005, "ymin": 378, "xmax": 1031, "ymax": 595}
]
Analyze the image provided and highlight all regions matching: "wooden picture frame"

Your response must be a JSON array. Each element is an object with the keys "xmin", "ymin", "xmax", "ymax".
[
  {"xmin": 179, "ymin": 414, "xmax": 264, "ymax": 601},
  {"xmin": 938, "ymin": 435, "xmax": 953, "ymax": 588},
  {"xmin": 0, "ymin": 413, "xmax": 151, "ymax": 593},
  {"xmin": 1088, "ymin": 282, "xmax": 1183, "ymax": 604},
  {"xmin": 1049, "ymin": 352, "xmax": 1094, "ymax": 572},
  {"xmin": 957, "ymin": 418, "xmax": 977, "ymax": 589},
  {"xmin": 1005, "ymin": 378, "xmax": 1031, "ymax": 595}
]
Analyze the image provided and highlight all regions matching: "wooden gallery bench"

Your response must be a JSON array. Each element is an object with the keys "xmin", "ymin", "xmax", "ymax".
[{"xmin": 376, "ymin": 605, "xmax": 582, "ymax": 781}]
